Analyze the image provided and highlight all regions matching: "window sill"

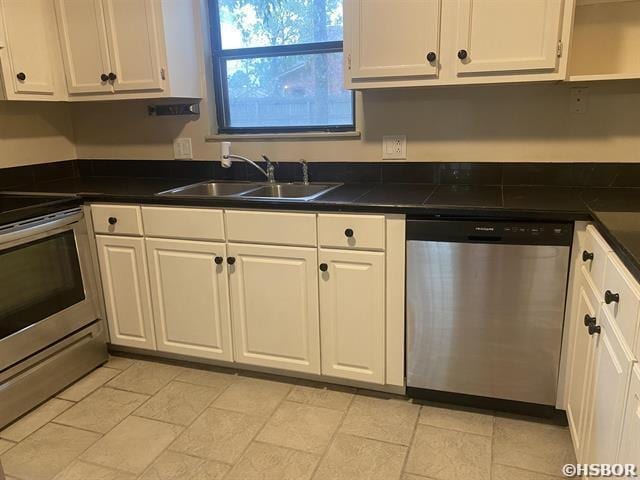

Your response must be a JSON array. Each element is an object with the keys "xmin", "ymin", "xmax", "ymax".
[{"xmin": 205, "ymin": 130, "xmax": 362, "ymax": 141}]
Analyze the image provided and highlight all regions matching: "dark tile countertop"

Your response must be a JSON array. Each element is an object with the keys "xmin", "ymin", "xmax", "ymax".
[
  {"xmin": 4, "ymin": 176, "xmax": 640, "ymax": 285},
  {"xmin": 7, "ymin": 176, "xmax": 594, "ymax": 220}
]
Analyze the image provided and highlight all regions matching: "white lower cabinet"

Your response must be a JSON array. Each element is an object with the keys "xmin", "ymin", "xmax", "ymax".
[
  {"xmin": 618, "ymin": 366, "xmax": 640, "ymax": 470},
  {"xmin": 583, "ymin": 309, "xmax": 634, "ymax": 468},
  {"xmin": 566, "ymin": 274, "xmax": 598, "ymax": 461},
  {"xmin": 227, "ymin": 243, "xmax": 321, "ymax": 375},
  {"xmin": 96, "ymin": 235, "xmax": 156, "ymax": 350},
  {"xmin": 145, "ymin": 238, "xmax": 233, "ymax": 361},
  {"xmin": 319, "ymin": 249, "xmax": 385, "ymax": 384}
]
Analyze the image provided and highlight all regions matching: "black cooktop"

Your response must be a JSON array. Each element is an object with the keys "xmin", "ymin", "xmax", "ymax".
[{"xmin": 0, "ymin": 194, "xmax": 83, "ymax": 226}]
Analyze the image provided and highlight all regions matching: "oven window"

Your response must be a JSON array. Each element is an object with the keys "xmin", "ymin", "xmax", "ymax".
[{"xmin": 0, "ymin": 230, "xmax": 85, "ymax": 340}]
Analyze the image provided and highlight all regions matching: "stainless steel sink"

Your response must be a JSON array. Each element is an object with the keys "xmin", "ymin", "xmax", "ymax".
[
  {"xmin": 158, "ymin": 181, "xmax": 259, "ymax": 197},
  {"xmin": 158, "ymin": 181, "xmax": 340, "ymax": 201},
  {"xmin": 239, "ymin": 183, "xmax": 340, "ymax": 201}
]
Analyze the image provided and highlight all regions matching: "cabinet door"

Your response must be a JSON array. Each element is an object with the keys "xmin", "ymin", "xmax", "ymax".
[
  {"xmin": 96, "ymin": 235, "xmax": 156, "ymax": 350},
  {"xmin": 102, "ymin": 0, "xmax": 163, "ymax": 92},
  {"xmin": 583, "ymin": 309, "xmax": 634, "ymax": 466},
  {"xmin": 319, "ymin": 249, "xmax": 385, "ymax": 384},
  {"xmin": 618, "ymin": 366, "xmax": 640, "ymax": 470},
  {"xmin": 0, "ymin": 0, "xmax": 59, "ymax": 95},
  {"xmin": 146, "ymin": 238, "xmax": 233, "ymax": 361},
  {"xmin": 345, "ymin": 0, "xmax": 441, "ymax": 80},
  {"xmin": 228, "ymin": 243, "xmax": 320, "ymax": 374},
  {"xmin": 566, "ymin": 282, "xmax": 597, "ymax": 462},
  {"xmin": 54, "ymin": 0, "xmax": 112, "ymax": 94},
  {"xmin": 454, "ymin": 0, "xmax": 563, "ymax": 75}
]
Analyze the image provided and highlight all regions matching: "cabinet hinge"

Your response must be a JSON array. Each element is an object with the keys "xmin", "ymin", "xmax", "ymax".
[
  {"xmin": 347, "ymin": 54, "xmax": 351, "ymax": 70},
  {"xmin": 160, "ymin": 67, "xmax": 166, "ymax": 80},
  {"xmin": 557, "ymin": 41, "xmax": 563, "ymax": 58}
]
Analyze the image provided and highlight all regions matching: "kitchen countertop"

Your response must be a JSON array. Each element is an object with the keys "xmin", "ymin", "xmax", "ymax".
[{"xmin": 4, "ymin": 176, "xmax": 640, "ymax": 284}]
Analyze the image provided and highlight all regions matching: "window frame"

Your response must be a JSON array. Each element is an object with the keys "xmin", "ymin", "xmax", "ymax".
[{"xmin": 208, "ymin": 0, "xmax": 356, "ymax": 135}]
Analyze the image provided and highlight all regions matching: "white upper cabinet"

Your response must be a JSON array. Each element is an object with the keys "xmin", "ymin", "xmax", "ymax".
[
  {"xmin": 54, "ymin": 0, "xmax": 202, "ymax": 100},
  {"xmin": 454, "ymin": 0, "xmax": 564, "ymax": 76},
  {"xmin": 102, "ymin": 0, "xmax": 163, "ymax": 92},
  {"xmin": 344, "ymin": 0, "xmax": 572, "ymax": 88},
  {"xmin": 54, "ymin": 0, "xmax": 112, "ymax": 94},
  {"xmin": 345, "ymin": 0, "xmax": 440, "ymax": 84},
  {"xmin": 0, "ymin": 0, "xmax": 66, "ymax": 100}
]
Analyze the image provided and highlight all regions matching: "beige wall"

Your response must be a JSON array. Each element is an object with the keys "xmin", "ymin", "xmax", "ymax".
[
  {"xmin": 0, "ymin": 102, "xmax": 76, "ymax": 169},
  {"xmin": 69, "ymin": 80, "xmax": 640, "ymax": 164}
]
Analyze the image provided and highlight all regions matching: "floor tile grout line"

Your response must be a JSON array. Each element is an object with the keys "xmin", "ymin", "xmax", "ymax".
[
  {"xmin": 307, "ymin": 387, "xmax": 357, "ymax": 479},
  {"xmin": 0, "ymin": 398, "xmax": 77, "ymax": 445},
  {"xmin": 492, "ymin": 461, "xmax": 566, "ymax": 479},
  {"xmin": 399, "ymin": 403, "xmax": 422, "ymax": 478}
]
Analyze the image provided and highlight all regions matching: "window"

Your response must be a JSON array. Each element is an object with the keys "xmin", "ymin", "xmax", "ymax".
[{"xmin": 209, "ymin": 0, "xmax": 355, "ymax": 134}]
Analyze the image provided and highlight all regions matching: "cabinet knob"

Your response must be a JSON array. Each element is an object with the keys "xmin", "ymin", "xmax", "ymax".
[
  {"xmin": 588, "ymin": 324, "xmax": 602, "ymax": 336},
  {"xmin": 227, "ymin": 257, "xmax": 236, "ymax": 265},
  {"xmin": 344, "ymin": 228, "xmax": 354, "ymax": 238},
  {"xmin": 605, "ymin": 290, "xmax": 620, "ymax": 305},
  {"xmin": 214, "ymin": 256, "xmax": 223, "ymax": 265},
  {"xmin": 108, "ymin": 217, "xmax": 117, "ymax": 225},
  {"xmin": 457, "ymin": 49, "xmax": 468, "ymax": 60},
  {"xmin": 319, "ymin": 263, "xmax": 328, "ymax": 272},
  {"xmin": 583, "ymin": 314, "xmax": 596, "ymax": 327},
  {"xmin": 100, "ymin": 73, "xmax": 109, "ymax": 82},
  {"xmin": 16, "ymin": 72, "xmax": 26, "ymax": 81},
  {"xmin": 108, "ymin": 72, "xmax": 117, "ymax": 82},
  {"xmin": 582, "ymin": 250, "xmax": 594, "ymax": 262},
  {"xmin": 426, "ymin": 51, "xmax": 437, "ymax": 63}
]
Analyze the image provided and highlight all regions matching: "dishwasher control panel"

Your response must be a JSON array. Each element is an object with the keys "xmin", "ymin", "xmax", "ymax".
[{"xmin": 407, "ymin": 220, "xmax": 573, "ymax": 246}]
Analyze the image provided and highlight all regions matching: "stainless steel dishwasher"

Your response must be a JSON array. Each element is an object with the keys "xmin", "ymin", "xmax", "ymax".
[{"xmin": 406, "ymin": 219, "xmax": 573, "ymax": 414}]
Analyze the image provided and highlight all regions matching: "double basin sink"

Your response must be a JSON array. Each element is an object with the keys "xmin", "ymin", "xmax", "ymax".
[{"xmin": 158, "ymin": 181, "xmax": 341, "ymax": 202}]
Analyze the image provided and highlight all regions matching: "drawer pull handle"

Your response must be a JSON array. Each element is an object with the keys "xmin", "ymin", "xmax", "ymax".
[
  {"xmin": 588, "ymin": 324, "xmax": 602, "ymax": 336},
  {"xmin": 426, "ymin": 51, "xmax": 437, "ymax": 63},
  {"xmin": 214, "ymin": 256, "xmax": 223, "ymax": 265},
  {"xmin": 457, "ymin": 49, "xmax": 468, "ymax": 60},
  {"xmin": 605, "ymin": 290, "xmax": 620, "ymax": 304},
  {"xmin": 319, "ymin": 263, "xmax": 328, "ymax": 272},
  {"xmin": 344, "ymin": 228, "xmax": 354, "ymax": 238},
  {"xmin": 584, "ymin": 314, "xmax": 596, "ymax": 327},
  {"xmin": 582, "ymin": 251, "xmax": 594, "ymax": 262},
  {"xmin": 100, "ymin": 73, "xmax": 109, "ymax": 82},
  {"xmin": 16, "ymin": 72, "xmax": 26, "ymax": 81},
  {"xmin": 108, "ymin": 217, "xmax": 118, "ymax": 225},
  {"xmin": 227, "ymin": 257, "xmax": 236, "ymax": 265}
]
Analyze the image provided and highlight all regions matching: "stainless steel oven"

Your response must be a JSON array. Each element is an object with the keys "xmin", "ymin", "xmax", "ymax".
[{"xmin": 0, "ymin": 207, "xmax": 107, "ymax": 428}]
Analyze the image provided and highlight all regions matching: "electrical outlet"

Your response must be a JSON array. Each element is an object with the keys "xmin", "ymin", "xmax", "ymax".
[
  {"xmin": 173, "ymin": 137, "xmax": 193, "ymax": 159},
  {"xmin": 570, "ymin": 88, "xmax": 588, "ymax": 115},
  {"xmin": 382, "ymin": 135, "xmax": 407, "ymax": 160}
]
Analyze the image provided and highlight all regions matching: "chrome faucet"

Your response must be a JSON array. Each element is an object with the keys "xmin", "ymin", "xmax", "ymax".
[
  {"xmin": 299, "ymin": 160, "xmax": 309, "ymax": 185},
  {"xmin": 220, "ymin": 142, "xmax": 275, "ymax": 183},
  {"xmin": 261, "ymin": 155, "xmax": 277, "ymax": 184}
]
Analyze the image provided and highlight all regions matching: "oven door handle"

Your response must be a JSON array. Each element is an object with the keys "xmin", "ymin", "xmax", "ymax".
[{"xmin": 0, "ymin": 209, "xmax": 83, "ymax": 246}]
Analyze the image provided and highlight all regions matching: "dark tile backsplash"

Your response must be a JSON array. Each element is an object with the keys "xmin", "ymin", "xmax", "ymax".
[{"xmin": 2, "ymin": 159, "xmax": 640, "ymax": 190}]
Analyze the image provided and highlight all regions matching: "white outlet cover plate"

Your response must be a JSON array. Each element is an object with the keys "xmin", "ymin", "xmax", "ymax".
[
  {"xmin": 173, "ymin": 137, "xmax": 193, "ymax": 160},
  {"xmin": 382, "ymin": 135, "xmax": 407, "ymax": 160}
]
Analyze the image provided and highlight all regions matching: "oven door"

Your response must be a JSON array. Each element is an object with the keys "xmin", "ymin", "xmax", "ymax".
[{"xmin": 0, "ymin": 209, "xmax": 99, "ymax": 371}]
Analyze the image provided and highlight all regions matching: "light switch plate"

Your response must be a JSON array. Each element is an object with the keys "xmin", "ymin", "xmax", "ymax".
[
  {"xmin": 173, "ymin": 137, "xmax": 193, "ymax": 159},
  {"xmin": 382, "ymin": 135, "xmax": 407, "ymax": 160}
]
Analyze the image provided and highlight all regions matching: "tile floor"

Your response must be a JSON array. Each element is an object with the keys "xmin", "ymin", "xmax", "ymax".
[{"xmin": 0, "ymin": 355, "xmax": 576, "ymax": 480}]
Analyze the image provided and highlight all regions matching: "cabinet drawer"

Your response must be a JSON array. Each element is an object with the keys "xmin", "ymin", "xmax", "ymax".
[
  {"xmin": 142, "ymin": 206, "xmax": 225, "ymax": 241},
  {"xmin": 318, "ymin": 214, "xmax": 385, "ymax": 251},
  {"xmin": 225, "ymin": 210, "xmax": 317, "ymax": 247},
  {"xmin": 92, "ymin": 204, "xmax": 143, "ymax": 236},
  {"xmin": 603, "ymin": 254, "xmax": 640, "ymax": 353},
  {"xmin": 583, "ymin": 225, "xmax": 613, "ymax": 293}
]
